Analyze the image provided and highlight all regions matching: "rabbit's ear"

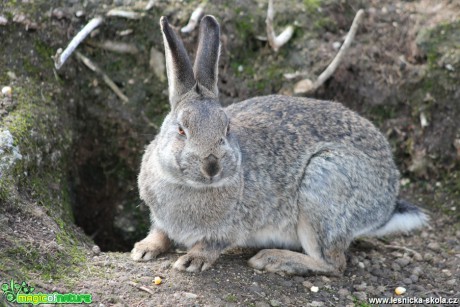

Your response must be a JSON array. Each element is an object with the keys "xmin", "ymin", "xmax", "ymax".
[
  {"xmin": 160, "ymin": 16, "xmax": 196, "ymax": 108},
  {"xmin": 193, "ymin": 15, "xmax": 221, "ymax": 98}
]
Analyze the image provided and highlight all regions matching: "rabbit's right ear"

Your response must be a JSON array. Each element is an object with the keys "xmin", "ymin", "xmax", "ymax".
[{"xmin": 160, "ymin": 17, "xmax": 196, "ymax": 108}]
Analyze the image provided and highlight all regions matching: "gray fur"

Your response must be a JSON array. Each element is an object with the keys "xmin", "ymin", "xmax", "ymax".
[{"xmin": 132, "ymin": 16, "xmax": 427, "ymax": 275}]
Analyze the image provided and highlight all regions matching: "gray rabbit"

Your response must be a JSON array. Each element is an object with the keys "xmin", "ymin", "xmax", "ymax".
[{"xmin": 131, "ymin": 15, "xmax": 427, "ymax": 275}]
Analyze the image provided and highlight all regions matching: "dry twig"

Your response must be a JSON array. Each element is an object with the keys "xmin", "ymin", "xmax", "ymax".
[
  {"xmin": 266, "ymin": 0, "xmax": 294, "ymax": 52},
  {"xmin": 181, "ymin": 3, "xmax": 205, "ymax": 33},
  {"xmin": 106, "ymin": 8, "xmax": 145, "ymax": 20},
  {"xmin": 294, "ymin": 9, "xmax": 364, "ymax": 94},
  {"xmin": 127, "ymin": 281, "xmax": 155, "ymax": 295},
  {"xmin": 75, "ymin": 52, "xmax": 129, "ymax": 103},
  {"xmin": 54, "ymin": 16, "xmax": 104, "ymax": 69}
]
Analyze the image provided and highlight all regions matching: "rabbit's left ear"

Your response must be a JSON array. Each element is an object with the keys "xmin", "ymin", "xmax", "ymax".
[{"xmin": 193, "ymin": 15, "xmax": 221, "ymax": 98}]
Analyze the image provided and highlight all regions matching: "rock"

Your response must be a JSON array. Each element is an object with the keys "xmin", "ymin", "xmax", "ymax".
[
  {"xmin": 255, "ymin": 301, "xmax": 270, "ymax": 307},
  {"xmin": 412, "ymin": 266, "xmax": 423, "ymax": 276},
  {"xmin": 391, "ymin": 263, "xmax": 401, "ymax": 271},
  {"xmin": 0, "ymin": 15, "xmax": 7, "ymax": 25},
  {"xmin": 308, "ymin": 301, "xmax": 324, "ymax": 307},
  {"xmin": 353, "ymin": 291, "xmax": 367, "ymax": 301},
  {"xmin": 270, "ymin": 299, "xmax": 281, "ymax": 307},
  {"xmin": 358, "ymin": 262, "xmax": 365, "ymax": 269},
  {"xmin": 402, "ymin": 278, "xmax": 413, "ymax": 285},
  {"xmin": 395, "ymin": 257, "xmax": 411, "ymax": 267},
  {"xmin": 427, "ymin": 242, "xmax": 440, "ymax": 251},
  {"xmin": 338, "ymin": 288, "xmax": 349, "ymax": 296},
  {"xmin": 423, "ymin": 253, "xmax": 433, "ymax": 261},
  {"xmin": 92, "ymin": 245, "xmax": 101, "ymax": 255},
  {"xmin": 302, "ymin": 281, "xmax": 313, "ymax": 288},
  {"xmin": 354, "ymin": 283, "xmax": 367, "ymax": 291},
  {"xmin": 446, "ymin": 279, "xmax": 456, "ymax": 285},
  {"xmin": 410, "ymin": 274, "xmax": 419, "ymax": 283}
]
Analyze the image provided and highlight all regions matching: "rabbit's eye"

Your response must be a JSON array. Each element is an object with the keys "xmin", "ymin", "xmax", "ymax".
[{"xmin": 178, "ymin": 126, "xmax": 186, "ymax": 136}]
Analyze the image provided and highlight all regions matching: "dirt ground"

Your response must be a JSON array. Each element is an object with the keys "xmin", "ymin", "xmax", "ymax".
[{"xmin": 0, "ymin": 0, "xmax": 459, "ymax": 306}]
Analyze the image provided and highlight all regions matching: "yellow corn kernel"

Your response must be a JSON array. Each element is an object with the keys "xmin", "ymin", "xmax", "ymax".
[
  {"xmin": 154, "ymin": 276, "xmax": 162, "ymax": 285},
  {"xmin": 395, "ymin": 287, "xmax": 406, "ymax": 295}
]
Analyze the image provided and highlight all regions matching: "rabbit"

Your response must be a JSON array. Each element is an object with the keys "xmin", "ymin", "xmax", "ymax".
[{"xmin": 131, "ymin": 15, "xmax": 428, "ymax": 276}]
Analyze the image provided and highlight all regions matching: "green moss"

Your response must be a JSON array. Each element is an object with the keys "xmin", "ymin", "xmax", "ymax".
[{"xmin": 225, "ymin": 294, "xmax": 238, "ymax": 303}]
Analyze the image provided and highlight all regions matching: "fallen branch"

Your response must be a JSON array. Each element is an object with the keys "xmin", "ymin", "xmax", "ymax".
[
  {"xmin": 294, "ymin": 9, "xmax": 364, "ymax": 94},
  {"xmin": 127, "ymin": 281, "xmax": 155, "ymax": 295},
  {"xmin": 75, "ymin": 51, "xmax": 129, "ymax": 103},
  {"xmin": 54, "ymin": 16, "xmax": 104, "ymax": 69},
  {"xmin": 266, "ymin": 0, "xmax": 294, "ymax": 52},
  {"xmin": 181, "ymin": 3, "xmax": 205, "ymax": 33},
  {"xmin": 106, "ymin": 8, "xmax": 145, "ymax": 20},
  {"xmin": 87, "ymin": 40, "xmax": 139, "ymax": 54}
]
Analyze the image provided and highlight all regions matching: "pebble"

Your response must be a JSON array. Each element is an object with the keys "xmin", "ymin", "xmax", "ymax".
[
  {"xmin": 255, "ymin": 301, "xmax": 270, "ymax": 307},
  {"xmin": 302, "ymin": 281, "xmax": 313, "ymax": 288},
  {"xmin": 92, "ymin": 245, "xmax": 101, "ymax": 255},
  {"xmin": 446, "ymin": 279, "xmax": 456, "ymax": 285},
  {"xmin": 354, "ymin": 283, "xmax": 367, "ymax": 291},
  {"xmin": 338, "ymin": 289, "xmax": 349, "ymax": 296},
  {"xmin": 376, "ymin": 285, "xmax": 386, "ymax": 293},
  {"xmin": 412, "ymin": 266, "xmax": 423, "ymax": 276},
  {"xmin": 353, "ymin": 291, "xmax": 367, "ymax": 301},
  {"xmin": 332, "ymin": 41, "xmax": 341, "ymax": 50},
  {"xmin": 310, "ymin": 286, "xmax": 319, "ymax": 293},
  {"xmin": 358, "ymin": 262, "xmax": 365, "ymax": 269},
  {"xmin": 1, "ymin": 86, "xmax": 12, "ymax": 97},
  {"xmin": 0, "ymin": 15, "xmax": 7, "ymax": 25},
  {"xmin": 308, "ymin": 301, "xmax": 324, "ymax": 307},
  {"xmin": 409, "ymin": 274, "xmax": 419, "ymax": 283},
  {"xmin": 402, "ymin": 278, "xmax": 412, "ymax": 285},
  {"xmin": 391, "ymin": 263, "xmax": 401, "ymax": 271},
  {"xmin": 183, "ymin": 292, "xmax": 198, "ymax": 299},
  {"xmin": 395, "ymin": 257, "xmax": 411, "ymax": 267},
  {"xmin": 293, "ymin": 276, "xmax": 304, "ymax": 283},
  {"xmin": 424, "ymin": 253, "xmax": 433, "ymax": 261},
  {"xmin": 270, "ymin": 299, "xmax": 281, "ymax": 307},
  {"xmin": 427, "ymin": 242, "xmax": 440, "ymax": 251}
]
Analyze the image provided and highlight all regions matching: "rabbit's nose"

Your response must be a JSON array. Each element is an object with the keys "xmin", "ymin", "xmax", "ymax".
[{"xmin": 203, "ymin": 154, "xmax": 221, "ymax": 178}]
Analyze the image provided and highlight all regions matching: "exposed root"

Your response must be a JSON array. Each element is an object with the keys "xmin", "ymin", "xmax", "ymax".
[
  {"xmin": 294, "ymin": 9, "xmax": 364, "ymax": 94},
  {"xmin": 181, "ymin": 3, "xmax": 205, "ymax": 33},
  {"xmin": 53, "ymin": 16, "xmax": 104, "ymax": 69},
  {"xmin": 266, "ymin": 0, "xmax": 294, "ymax": 52},
  {"xmin": 75, "ymin": 52, "xmax": 129, "ymax": 103}
]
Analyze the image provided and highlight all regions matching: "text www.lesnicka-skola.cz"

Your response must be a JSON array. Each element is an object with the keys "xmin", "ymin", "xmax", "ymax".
[{"xmin": 368, "ymin": 296, "xmax": 459, "ymax": 305}]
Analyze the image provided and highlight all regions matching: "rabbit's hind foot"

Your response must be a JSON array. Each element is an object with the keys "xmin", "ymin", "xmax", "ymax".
[
  {"xmin": 131, "ymin": 228, "xmax": 171, "ymax": 261},
  {"xmin": 247, "ymin": 248, "xmax": 345, "ymax": 276}
]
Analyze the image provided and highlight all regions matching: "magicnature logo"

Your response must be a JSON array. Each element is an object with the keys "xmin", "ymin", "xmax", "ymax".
[{"xmin": 1, "ymin": 279, "xmax": 92, "ymax": 305}]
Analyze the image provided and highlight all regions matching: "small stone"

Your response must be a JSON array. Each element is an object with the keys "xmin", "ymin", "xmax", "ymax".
[
  {"xmin": 308, "ymin": 301, "xmax": 324, "ymax": 307},
  {"xmin": 395, "ymin": 257, "xmax": 411, "ymax": 267},
  {"xmin": 92, "ymin": 245, "xmax": 101, "ymax": 255},
  {"xmin": 413, "ymin": 252, "xmax": 423, "ymax": 261},
  {"xmin": 338, "ymin": 289, "xmax": 349, "ymax": 296},
  {"xmin": 332, "ymin": 41, "xmax": 341, "ymax": 50},
  {"xmin": 409, "ymin": 274, "xmax": 419, "ymax": 283},
  {"xmin": 1, "ymin": 86, "xmax": 12, "ymax": 97},
  {"xmin": 293, "ymin": 276, "xmax": 304, "ymax": 283},
  {"xmin": 446, "ymin": 279, "xmax": 456, "ymax": 285},
  {"xmin": 302, "ymin": 281, "xmax": 313, "ymax": 288},
  {"xmin": 353, "ymin": 291, "xmax": 367, "ymax": 301},
  {"xmin": 423, "ymin": 253, "xmax": 433, "ymax": 261},
  {"xmin": 255, "ymin": 301, "xmax": 270, "ymax": 307},
  {"xmin": 442, "ymin": 269, "xmax": 452, "ymax": 277},
  {"xmin": 376, "ymin": 285, "xmax": 386, "ymax": 293},
  {"xmin": 270, "ymin": 299, "xmax": 281, "ymax": 307},
  {"xmin": 310, "ymin": 286, "xmax": 319, "ymax": 293},
  {"xmin": 183, "ymin": 292, "xmax": 197, "ymax": 299},
  {"xmin": 391, "ymin": 263, "xmax": 401, "ymax": 271},
  {"xmin": 0, "ymin": 15, "xmax": 7, "ymax": 25},
  {"xmin": 321, "ymin": 276, "xmax": 330, "ymax": 283},
  {"xmin": 427, "ymin": 242, "xmax": 440, "ymax": 251},
  {"xmin": 412, "ymin": 266, "xmax": 423, "ymax": 276},
  {"xmin": 402, "ymin": 278, "xmax": 412, "ymax": 285},
  {"xmin": 354, "ymin": 283, "xmax": 367, "ymax": 291},
  {"xmin": 358, "ymin": 262, "xmax": 365, "ymax": 269}
]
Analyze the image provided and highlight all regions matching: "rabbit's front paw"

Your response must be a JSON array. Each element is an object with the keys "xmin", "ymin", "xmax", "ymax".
[
  {"xmin": 131, "ymin": 229, "xmax": 171, "ymax": 261},
  {"xmin": 173, "ymin": 252, "xmax": 219, "ymax": 272}
]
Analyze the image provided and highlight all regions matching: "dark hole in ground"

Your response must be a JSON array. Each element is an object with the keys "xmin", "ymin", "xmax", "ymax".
[{"xmin": 70, "ymin": 93, "xmax": 152, "ymax": 252}]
